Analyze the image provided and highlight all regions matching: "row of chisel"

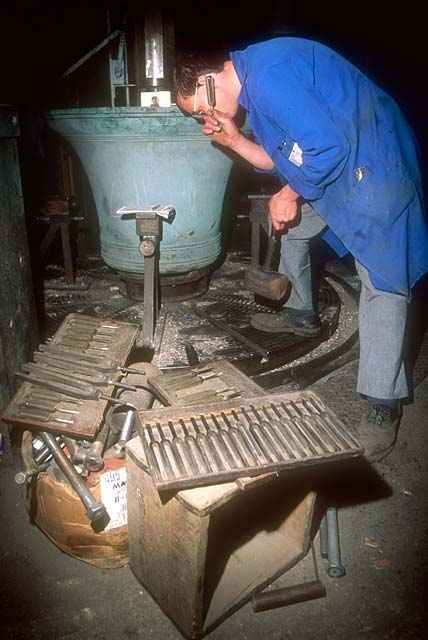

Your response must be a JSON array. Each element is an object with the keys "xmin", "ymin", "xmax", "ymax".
[
  {"xmin": 140, "ymin": 394, "xmax": 362, "ymax": 489},
  {"xmin": 14, "ymin": 347, "xmax": 145, "ymax": 406},
  {"xmin": 152, "ymin": 365, "xmax": 243, "ymax": 403}
]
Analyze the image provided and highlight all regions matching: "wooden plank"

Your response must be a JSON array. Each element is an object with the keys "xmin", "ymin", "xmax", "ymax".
[
  {"xmin": 202, "ymin": 485, "xmax": 315, "ymax": 632},
  {"xmin": 127, "ymin": 452, "xmax": 210, "ymax": 639},
  {"xmin": 204, "ymin": 529, "xmax": 304, "ymax": 630}
]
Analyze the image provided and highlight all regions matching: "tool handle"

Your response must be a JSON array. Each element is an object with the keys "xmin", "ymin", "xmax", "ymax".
[
  {"xmin": 262, "ymin": 231, "xmax": 280, "ymax": 272},
  {"xmin": 251, "ymin": 580, "xmax": 326, "ymax": 612}
]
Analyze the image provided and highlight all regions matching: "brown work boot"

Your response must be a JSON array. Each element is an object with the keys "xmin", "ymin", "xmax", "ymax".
[
  {"xmin": 356, "ymin": 404, "xmax": 401, "ymax": 462},
  {"xmin": 250, "ymin": 309, "xmax": 322, "ymax": 337}
]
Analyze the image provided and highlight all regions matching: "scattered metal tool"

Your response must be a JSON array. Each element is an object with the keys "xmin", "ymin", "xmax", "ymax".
[
  {"xmin": 15, "ymin": 462, "xmax": 51, "ymax": 485},
  {"xmin": 112, "ymin": 410, "xmax": 136, "ymax": 459},
  {"xmin": 319, "ymin": 506, "xmax": 346, "ymax": 578},
  {"xmin": 23, "ymin": 400, "xmax": 78, "ymax": 415},
  {"xmin": 168, "ymin": 371, "xmax": 218, "ymax": 393},
  {"xmin": 21, "ymin": 362, "xmax": 137, "ymax": 391},
  {"xmin": 32, "ymin": 436, "xmax": 65, "ymax": 465},
  {"xmin": 35, "ymin": 349, "xmax": 141, "ymax": 379},
  {"xmin": 15, "ymin": 370, "xmax": 137, "ymax": 407},
  {"xmin": 69, "ymin": 420, "xmax": 111, "ymax": 472},
  {"xmin": 39, "ymin": 432, "xmax": 110, "ymax": 531},
  {"xmin": 38, "ymin": 344, "xmax": 120, "ymax": 370},
  {"xmin": 16, "ymin": 406, "xmax": 75, "ymax": 425},
  {"xmin": 184, "ymin": 342, "xmax": 200, "ymax": 367},
  {"xmin": 156, "ymin": 365, "xmax": 212, "ymax": 383}
]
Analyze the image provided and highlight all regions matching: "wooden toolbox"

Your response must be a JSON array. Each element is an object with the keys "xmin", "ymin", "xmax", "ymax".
[{"xmin": 126, "ymin": 436, "xmax": 316, "ymax": 639}]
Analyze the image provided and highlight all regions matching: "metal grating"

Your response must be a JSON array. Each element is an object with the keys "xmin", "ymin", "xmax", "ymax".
[
  {"xmin": 138, "ymin": 391, "xmax": 363, "ymax": 491},
  {"xmin": 183, "ymin": 281, "xmax": 340, "ymax": 359}
]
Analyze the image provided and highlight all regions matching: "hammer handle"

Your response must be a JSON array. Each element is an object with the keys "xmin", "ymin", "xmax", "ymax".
[
  {"xmin": 262, "ymin": 232, "xmax": 280, "ymax": 272},
  {"xmin": 252, "ymin": 580, "xmax": 326, "ymax": 612}
]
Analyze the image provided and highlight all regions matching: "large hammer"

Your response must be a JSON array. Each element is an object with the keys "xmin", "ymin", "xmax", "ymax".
[{"xmin": 244, "ymin": 227, "xmax": 289, "ymax": 300}]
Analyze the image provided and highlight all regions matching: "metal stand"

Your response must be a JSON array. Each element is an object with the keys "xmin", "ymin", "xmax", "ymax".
[{"xmin": 116, "ymin": 205, "xmax": 175, "ymax": 348}]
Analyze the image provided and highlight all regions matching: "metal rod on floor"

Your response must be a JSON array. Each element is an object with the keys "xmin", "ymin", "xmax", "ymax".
[{"xmin": 326, "ymin": 507, "xmax": 346, "ymax": 578}]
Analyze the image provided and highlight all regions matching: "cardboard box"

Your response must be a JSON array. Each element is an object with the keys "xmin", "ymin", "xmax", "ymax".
[{"xmin": 22, "ymin": 431, "xmax": 128, "ymax": 568}]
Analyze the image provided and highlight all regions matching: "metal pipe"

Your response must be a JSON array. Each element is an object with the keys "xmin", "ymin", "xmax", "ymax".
[{"xmin": 326, "ymin": 507, "xmax": 346, "ymax": 578}]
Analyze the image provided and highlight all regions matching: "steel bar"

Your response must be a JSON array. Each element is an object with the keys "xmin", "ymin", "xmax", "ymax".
[
  {"xmin": 319, "ymin": 515, "xmax": 329, "ymax": 559},
  {"xmin": 39, "ymin": 432, "xmax": 110, "ymax": 531},
  {"xmin": 15, "ymin": 462, "xmax": 51, "ymax": 485},
  {"xmin": 325, "ymin": 507, "xmax": 346, "ymax": 577},
  {"xmin": 142, "ymin": 251, "xmax": 157, "ymax": 348}
]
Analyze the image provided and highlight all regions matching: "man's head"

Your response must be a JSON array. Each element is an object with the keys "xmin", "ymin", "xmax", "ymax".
[{"xmin": 174, "ymin": 53, "xmax": 241, "ymax": 119}]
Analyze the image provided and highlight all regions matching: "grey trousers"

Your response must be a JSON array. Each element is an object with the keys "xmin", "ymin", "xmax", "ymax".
[{"xmin": 278, "ymin": 204, "xmax": 409, "ymax": 401}]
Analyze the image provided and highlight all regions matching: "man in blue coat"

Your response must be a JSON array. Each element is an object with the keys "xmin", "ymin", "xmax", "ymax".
[{"xmin": 175, "ymin": 38, "xmax": 428, "ymax": 461}]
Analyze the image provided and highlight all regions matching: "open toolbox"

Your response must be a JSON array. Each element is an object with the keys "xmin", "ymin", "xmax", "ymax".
[
  {"xmin": 138, "ymin": 390, "xmax": 364, "ymax": 491},
  {"xmin": 147, "ymin": 359, "xmax": 265, "ymax": 406},
  {"xmin": 3, "ymin": 313, "xmax": 139, "ymax": 439}
]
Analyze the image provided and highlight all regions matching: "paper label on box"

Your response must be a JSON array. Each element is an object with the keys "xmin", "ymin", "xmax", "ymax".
[{"xmin": 100, "ymin": 467, "xmax": 127, "ymax": 530}]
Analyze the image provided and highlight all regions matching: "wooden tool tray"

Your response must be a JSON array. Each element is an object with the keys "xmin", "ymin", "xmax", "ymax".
[
  {"xmin": 138, "ymin": 390, "xmax": 363, "ymax": 491},
  {"xmin": 3, "ymin": 313, "xmax": 139, "ymax": 439},
  {"xmin": 147, "ymin": 359, "xmax": 265, "ymax": 406}
]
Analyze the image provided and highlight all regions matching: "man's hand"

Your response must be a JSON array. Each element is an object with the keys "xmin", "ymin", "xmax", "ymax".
[
  {"xmin": 269, "ymin": 185, "xmax": 302, "ymax": 232},
  {"xmin": 202, "ymin": 109, "xmax": 240, "ymax": 148},
  {"xmin": 201, "ymin": 109, "xmax": 275, "ymax": 172}
]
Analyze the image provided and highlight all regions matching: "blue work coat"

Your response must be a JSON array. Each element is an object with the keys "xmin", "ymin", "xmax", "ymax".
[{"xmin": 231, "ymin": 38, "xmax": 428, "ymax": 297}]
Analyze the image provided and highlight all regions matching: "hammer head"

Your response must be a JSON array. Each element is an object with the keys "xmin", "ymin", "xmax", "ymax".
[{"xmin": 244, "ymin": 265, "xmax": 289, "ymax": 301}]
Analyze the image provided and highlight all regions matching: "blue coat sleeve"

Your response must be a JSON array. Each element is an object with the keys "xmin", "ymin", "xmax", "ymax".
[{"xmin": 250, "ymin": 63, "xmax": 351, "ymax": 200}]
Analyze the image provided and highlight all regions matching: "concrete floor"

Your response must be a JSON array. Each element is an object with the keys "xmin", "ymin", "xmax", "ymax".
[
  {"xmin": 1, "ymin": 255, "xmax": 427, "ymax": 640},
  {"xmin": 1, "ymin": 366, "xmax": 427, "ymax": 640}
]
